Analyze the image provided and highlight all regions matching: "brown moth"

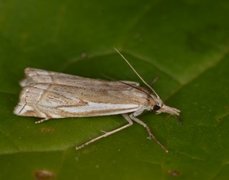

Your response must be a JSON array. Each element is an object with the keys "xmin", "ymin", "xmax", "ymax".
[{"xmin": 14, "ymin": 48, "xmax": 180, "ymax": 153}]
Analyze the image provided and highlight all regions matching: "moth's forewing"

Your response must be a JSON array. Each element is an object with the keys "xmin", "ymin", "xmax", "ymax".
[
  {"xmin": 23, "ymin": 68, "xmax": 139, "ymax": 90},
  {"xmin": 14, "ymin": 68, "xmax": 151, "ymax": 118}
]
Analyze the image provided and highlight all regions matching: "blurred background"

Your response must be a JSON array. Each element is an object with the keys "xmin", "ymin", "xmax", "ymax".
[{"xmin": 0, "ymin": 0, "xmax": 228, "ymax": 179}]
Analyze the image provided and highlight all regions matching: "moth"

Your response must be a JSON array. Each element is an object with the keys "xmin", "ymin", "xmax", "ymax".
[{"xmin": 14, "ymin": 48, "xmax": 180, "ymax": 153}]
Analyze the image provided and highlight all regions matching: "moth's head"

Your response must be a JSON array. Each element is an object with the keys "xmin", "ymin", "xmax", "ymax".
[{"xmin": 151, "ymin": 97, "xmax": 180, "ymax": 116}]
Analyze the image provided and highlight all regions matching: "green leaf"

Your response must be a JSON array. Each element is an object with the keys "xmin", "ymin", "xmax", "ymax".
[{"xmin": 0, "ymin": 0, "xmax": 229, "ymax": 179}]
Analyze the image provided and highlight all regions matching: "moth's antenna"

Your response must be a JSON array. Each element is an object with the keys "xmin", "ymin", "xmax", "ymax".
[{"xmin": 114, "ymin": 48, "xmax": 160, "ymax": 98}]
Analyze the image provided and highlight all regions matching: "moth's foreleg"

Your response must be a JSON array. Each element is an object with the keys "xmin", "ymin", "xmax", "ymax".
[
  {"xmin": 129, "ymin": 113, "xmax": 169, "ymax": 153},
  {"xmin": 75, "ymin": 114, "xmax": 133, "ymax": 151}
]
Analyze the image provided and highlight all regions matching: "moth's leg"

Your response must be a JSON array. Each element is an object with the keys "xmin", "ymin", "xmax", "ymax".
[
  {"xmin": 76, "ymin": 114, "xmax": 133, "ymax": 151},
  {"xmin": 129, "ymin": 113, "xmax": 169, "ymax": 153},
  {"xmin": 35, "ymin": 117, "xmax": 50, "ymax": 124},
  {"xmin": 32, "ymin": 106, "xmax": 52, "ymax": 124}
]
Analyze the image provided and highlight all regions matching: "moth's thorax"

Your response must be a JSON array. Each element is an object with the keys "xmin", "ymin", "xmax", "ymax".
[
  {"xmin": 146, "ymin": 96, "xmax": 156, "ymax": 106},
  {"xmin": 144, "ymin": 95, "xmax": 161, "ymax": 110}
]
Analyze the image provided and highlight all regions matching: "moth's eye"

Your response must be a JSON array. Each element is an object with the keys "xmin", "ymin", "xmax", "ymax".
[{"xmin": 153, "ymin": 105, "xmax": 161, "ymax": 111}]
